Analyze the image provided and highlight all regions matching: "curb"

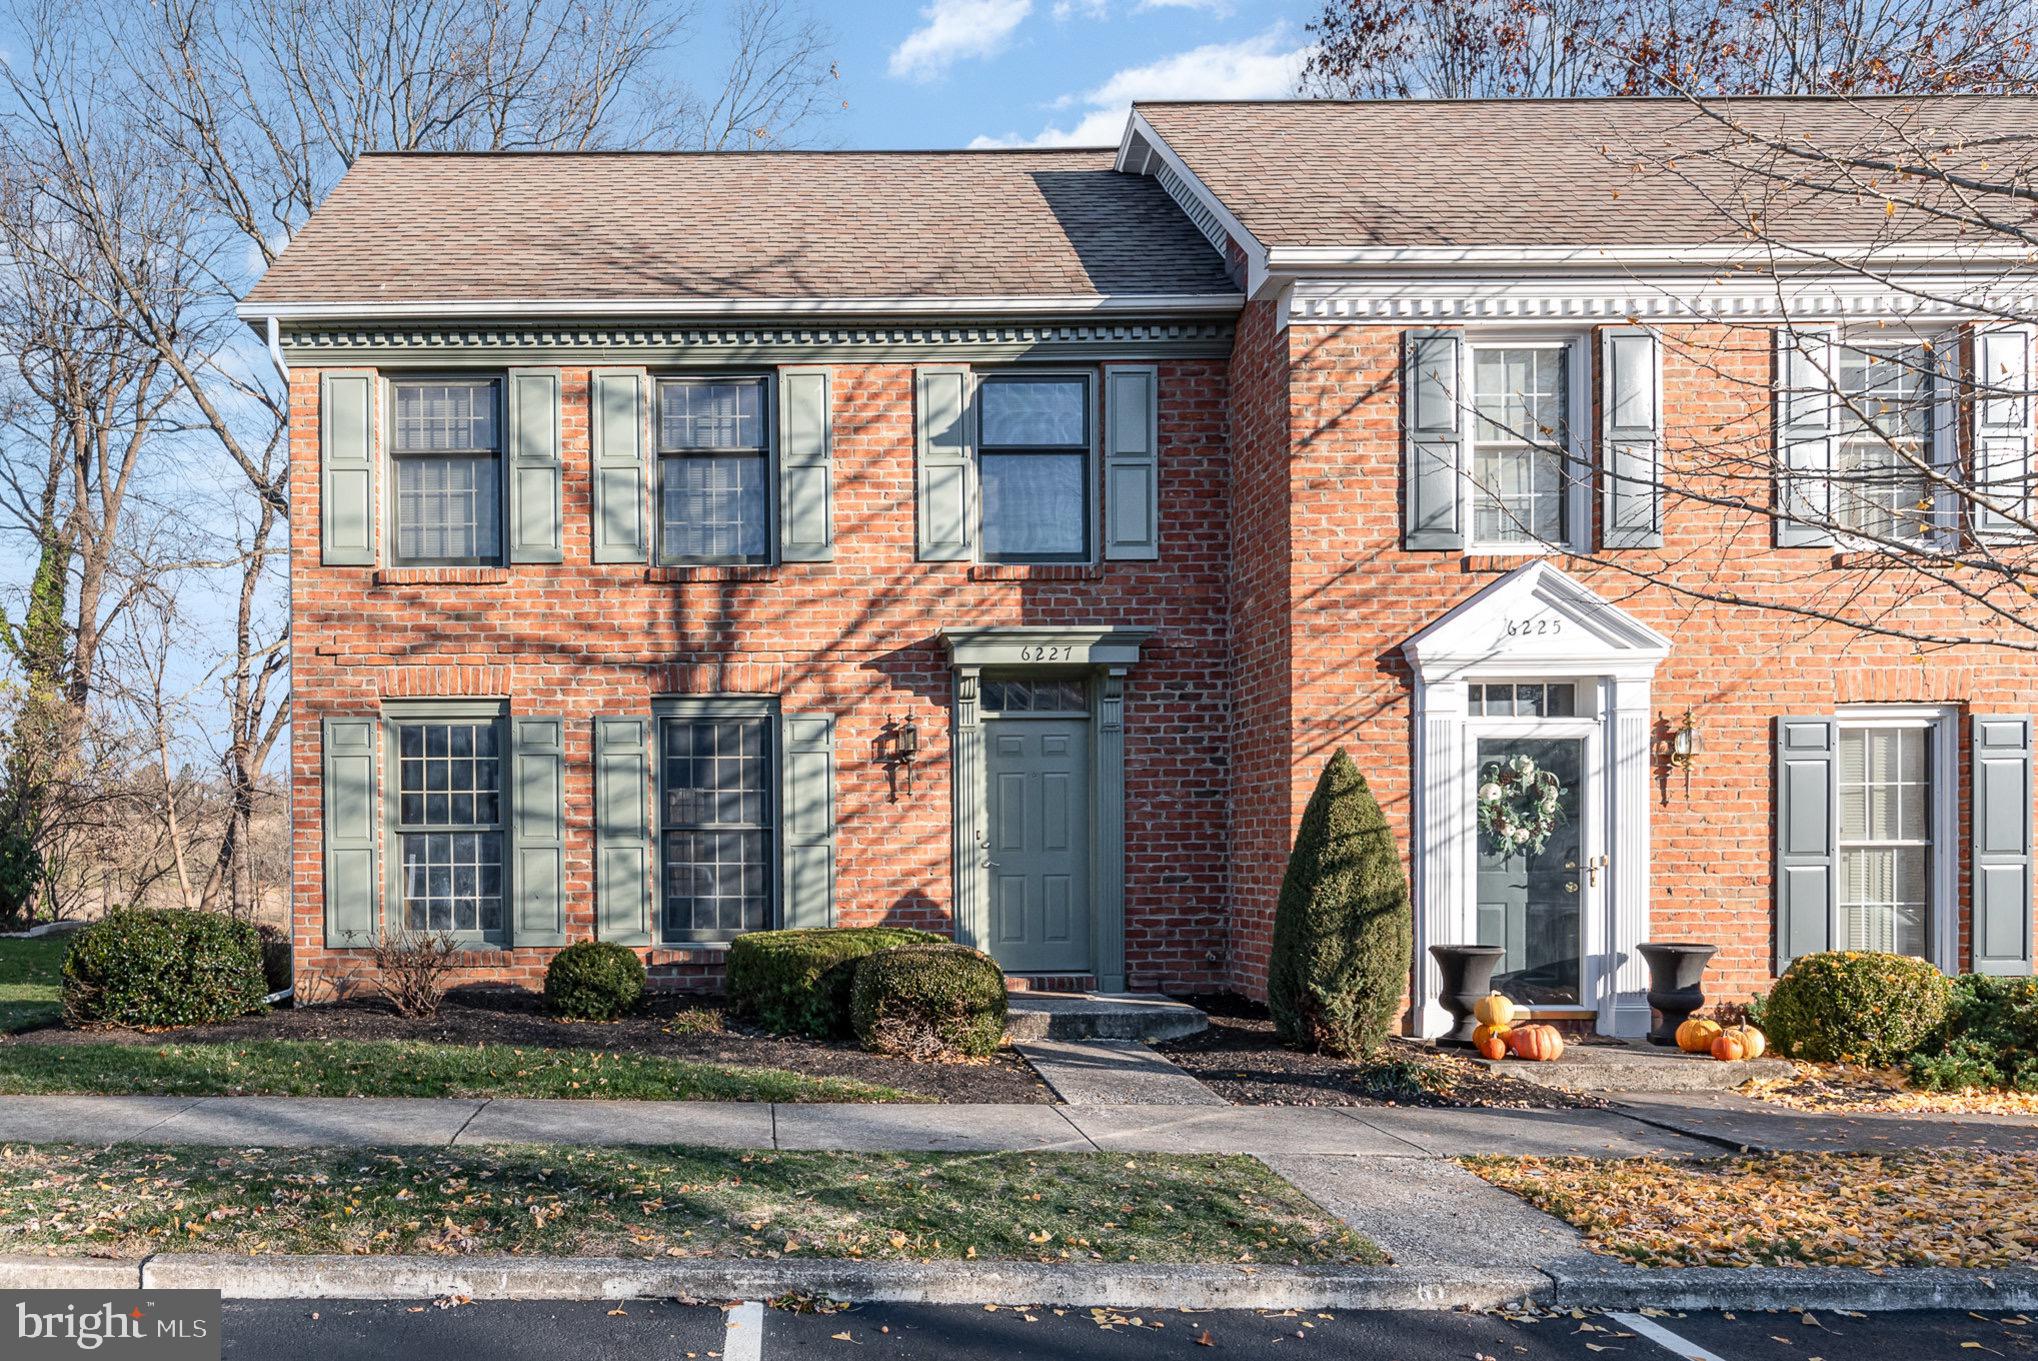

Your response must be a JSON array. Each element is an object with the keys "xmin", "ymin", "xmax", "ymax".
[{"xmin": 6, "ymin": 1254, "xmax": 2037, "ymax": 1312}]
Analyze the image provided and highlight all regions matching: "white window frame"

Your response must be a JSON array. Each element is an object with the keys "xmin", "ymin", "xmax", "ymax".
[
  {"xmin": 1462, "ymin": 333, "xmax": 1592, "ymax": 555},
  {"xmin": 1833, "ymin": 704, "xmax": 1958, "ymax": 971},
  {"xmin": 1825, "ymin": 327, "xmax": 1959, "ymax": 553}
]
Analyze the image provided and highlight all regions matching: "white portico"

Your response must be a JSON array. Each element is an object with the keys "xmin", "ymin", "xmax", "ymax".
[{"xmin": 1403, "ymin": 563, "xmax": 1672, "ymax": 1038}]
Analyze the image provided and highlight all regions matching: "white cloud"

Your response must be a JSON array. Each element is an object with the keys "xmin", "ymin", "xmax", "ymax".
[
  {"xmin": 1140, "ymin": 0, "xmax": 1234, "ymax": 11},
  {"xmin": 969, "ymin": 28, "xmax": 1309, "ymax": 147},
  {"xmin": 889, "ymin": 0, "xmax": 1034, "ymax": 82},
  {"xmin": 1051, "ymin": 0, "xmax": 1109, "ymax": 17}
]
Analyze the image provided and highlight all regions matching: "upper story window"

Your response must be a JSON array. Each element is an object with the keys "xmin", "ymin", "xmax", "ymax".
[
  {"xmin": 979, "ymin": 374, "xmax": 1091, "ymax": 563},
  {"xmin": 1832, "ymin": 342, "xmax": 1938, "ymax": 543},
  {"xmin": 658, "ymin": 377, "xmax": 770, "ymax": 564},
  {"xmin": 393, "ymin": 715, "xmax": 505, "ymax": 941},
  {"xmin": 390, "ymin": 379, "xmax": 503, "ymax": 566},
  {"xmin": 1469, "ymin": 343, "xmax": 1575, "ymax": 550}
]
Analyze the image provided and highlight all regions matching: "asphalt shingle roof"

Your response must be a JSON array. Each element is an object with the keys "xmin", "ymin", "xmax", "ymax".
[
  {"xmin": 1135, "ymin": 96, "xmax": 2038, "ymax": 250},
  {"xmin": 244, "ymin": 149, "xmax": 1236, "ymax": 309}
]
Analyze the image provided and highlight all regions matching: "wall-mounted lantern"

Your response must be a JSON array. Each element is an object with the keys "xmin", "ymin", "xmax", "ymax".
[
  {"xmin": 879, "ymin": 715, "xmax": 919, "ymax": 801},
  {"xmin": 1667, "ymin": 709, "xmax": 1699, "ymax": 771}
]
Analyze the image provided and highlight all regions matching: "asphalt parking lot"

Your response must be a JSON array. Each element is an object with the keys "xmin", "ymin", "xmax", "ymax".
[{"xmin": 219, "ymin": 1299, "xmax": 2038, "ymax": 1359}]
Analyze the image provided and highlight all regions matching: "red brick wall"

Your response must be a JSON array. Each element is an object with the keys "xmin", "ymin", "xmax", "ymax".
[
  {"xmin": 289, "ymin": 360, "xmax": 1232, "ymax": 996},
  {"xmin": 1229, "ymin": 306, "xmax": 2037, "ymax": 1012}
]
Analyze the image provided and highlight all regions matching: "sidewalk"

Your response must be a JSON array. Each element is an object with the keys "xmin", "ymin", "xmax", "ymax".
[{"xmin": 3, "ymin": 1090, "xmax": 2033, "ymax": 1154}]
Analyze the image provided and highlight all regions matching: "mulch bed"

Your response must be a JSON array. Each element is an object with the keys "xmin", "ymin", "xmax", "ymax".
[
  {"xmin": 1153, "ymin": 994, "xmax": 1597, "ymax": 1109},
  {"xmin": 2, "ymin": 990, "xmax": 1053, "ymax": 1105}
]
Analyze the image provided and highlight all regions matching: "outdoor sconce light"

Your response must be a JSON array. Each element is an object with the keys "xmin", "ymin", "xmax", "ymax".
[
  {"xmin": 1668, "ymin": 709, "xmax": 1699, "ymax": 770},
  {"xmin": 879, "ymin": 715, "xmax": 919, "ymax": 801}
]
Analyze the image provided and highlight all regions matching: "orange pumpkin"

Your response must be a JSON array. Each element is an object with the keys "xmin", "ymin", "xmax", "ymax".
[
  {"xmin": 1710, "ymin": 1030, "xmax": 1750, "ymax": 1062},
  {"xmin": 1507, "ymin": 1023, "xmax": 1565, "ymax": 1062},
  {"xmin": 1472, "ymin": 1023, "xmax": 1511, "ymax": 1060},
  {"xmin": 1729, "ymin": 1024, "xmax": 1767, "ymax": 1060},
  {"xmin": 1472, "ymin": 993, "xmax": 1516, "ymax": 1027},
  {"xmin": 1676, "ymin": 1017, "xmax": 1722, "ymax": 1054}
]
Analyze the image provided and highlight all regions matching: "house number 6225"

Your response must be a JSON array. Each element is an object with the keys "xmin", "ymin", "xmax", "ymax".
[
  {"xmin": 1018, "ymin": 644, "xmax": 1075, "ymax": 662},
  {"xmin": 1505, "ymin": 618, "xmax": 1562, "ymax": 638}
]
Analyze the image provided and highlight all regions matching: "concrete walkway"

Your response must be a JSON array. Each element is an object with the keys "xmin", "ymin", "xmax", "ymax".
[
  {"xmin": 1015, "ymin": 1039, "xmax": 1229, "ymax": 1105},
  {"xmin": 1613, "ymin": 1091, "xmax": 2038, "ymax": 1152}
]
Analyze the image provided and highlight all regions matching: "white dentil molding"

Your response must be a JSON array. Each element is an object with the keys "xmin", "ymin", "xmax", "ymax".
[{"xmin": 1288, "ymin": 275, "xmax": 2038, "ymax": 325}]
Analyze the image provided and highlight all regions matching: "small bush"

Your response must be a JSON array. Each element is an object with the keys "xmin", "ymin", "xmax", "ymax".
[
  {"xmin": 850, "ymin": 943, "xmax": 1008, "ymax": 1060},
  {"xmin": 61, "ymin": 907, "xmax": 266, "ymax": 1029},
  {"xmin": 1764, "ymin": 950, "xmax": 1952, "ymax": 1066},
  {"xmin": 370, "ymin": 930, "xmax": 461, "ymax": 1019},
  {"xmin": 544, "ymin": 940, "xmax": 647, "ymax": 1021},
  {"xmin": 1907, "ymin": 974, "xmax": 2038, "ymax": 1092},
  {"xmin": 1267, "ymin": 750, "xmax": 1412, "ymax": 1058},
  {"xmin": 725, "ymin": 926, "xmax": 946, "ymax": 1038}
]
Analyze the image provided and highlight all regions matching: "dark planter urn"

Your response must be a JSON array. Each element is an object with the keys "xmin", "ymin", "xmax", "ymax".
[
  {"xmin": 1638, "ymin": 941, "xmax": 1718, "ymax": 1046},
  {"xmin": 1429, "ymin": 943, "xmax": 1507, "ymax": 1044}
]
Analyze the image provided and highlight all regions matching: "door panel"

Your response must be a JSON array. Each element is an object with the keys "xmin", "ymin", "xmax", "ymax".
[
  {"xmin": 984, "ymin": 718, "xmax": 1092, "ymax": 973},
  {"xmin": 1474, "ymin": 736, "xmax": 1585, "ymax": 1006}
]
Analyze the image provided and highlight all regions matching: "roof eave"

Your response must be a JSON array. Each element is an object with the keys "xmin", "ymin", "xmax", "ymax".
[{"xmin": 234, "ymin": 291, "xmax": 1246, "ymax": 326}]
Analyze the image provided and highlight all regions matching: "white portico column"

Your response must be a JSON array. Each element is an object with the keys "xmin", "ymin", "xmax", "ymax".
[
  {"xmin": 1411, "ymin": 673, "xmax": 1470, "ymax": 1039},
  {"xmin": 1603, "ymin": 675, "xmax": 1655, "ymax": 1036}
]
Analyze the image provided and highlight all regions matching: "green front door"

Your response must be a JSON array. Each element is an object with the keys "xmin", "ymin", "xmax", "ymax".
[{"xmin": 984, "ymin": 718, "xmax": 1092, "ymax": 974}]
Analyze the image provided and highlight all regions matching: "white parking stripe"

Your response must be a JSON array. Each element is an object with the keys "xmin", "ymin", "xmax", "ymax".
[
  {"xmin": 1610, "ymin": 1311, "xmax": 1731, "ymax": 1361},
  {"xmin": 722, "ymin": 1300, "xmax": 764, "ymax": 1361}
]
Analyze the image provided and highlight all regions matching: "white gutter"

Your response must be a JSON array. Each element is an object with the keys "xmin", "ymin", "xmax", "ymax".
[
  {"xmin": 1264, "ymin": 241, "xmax": 2038, "ymax": 272},
  {"xmin": 237, "ymin": 292, "xmax": 1245, "ymax": 324},
  {"xmin": 264, "ymin": 314, "xmax": 289, "ymax": 380}
]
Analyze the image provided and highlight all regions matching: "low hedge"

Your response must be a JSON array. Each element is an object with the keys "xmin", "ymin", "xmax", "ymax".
[
  {"xmin": 544, "ymin": 940, "xmax": 647, "ymax": 1021},
  {"xmin": 61, "ymin": 908, "xmax": 267, "ymax": 1030},
  {"xmin": 1763, "ymin": 950, "xmax": 1952, "ymax": 1067},
  {"xmin": 850, "ymin": 943, "xmax": 1008, "ymax": 1060},
  {"xmin": 725, "ymin": 927, "xmax": 946, "ymax": 1038},
  {"xmin": 1907, "ymin": 974, "xmax": 2038, "ymax": 1092}
]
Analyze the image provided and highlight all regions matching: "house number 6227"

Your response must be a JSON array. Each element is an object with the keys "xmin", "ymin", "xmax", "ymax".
[
  {"xmin": 1018, "ymin": 644, "xmax": 1074, "ymax": 662},
  {"xmin": 1505, "ymin": 617, "xmax": 1562, "ymax": 638}
]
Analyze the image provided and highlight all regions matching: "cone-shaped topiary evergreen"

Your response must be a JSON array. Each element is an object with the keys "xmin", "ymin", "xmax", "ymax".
[{"xmin": 1267, "ymin": 749, "xmax": 1412, "ymax": 1057}]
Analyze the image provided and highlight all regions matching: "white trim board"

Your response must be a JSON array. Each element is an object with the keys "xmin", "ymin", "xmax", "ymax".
[{"xmin": 236, "ymin": 292, "xmax": 1246, "ymax": 324}]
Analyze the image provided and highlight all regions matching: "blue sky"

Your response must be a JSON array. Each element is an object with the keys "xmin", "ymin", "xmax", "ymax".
[{"xmin": 802, "ymin": 0, "xmax": 1318, "ymax": 150}]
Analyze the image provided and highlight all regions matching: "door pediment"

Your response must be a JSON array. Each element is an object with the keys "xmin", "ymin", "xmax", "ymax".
[{"xmin": 1402, "ymin": 562, "xmax": 1671, "ymax": 683}]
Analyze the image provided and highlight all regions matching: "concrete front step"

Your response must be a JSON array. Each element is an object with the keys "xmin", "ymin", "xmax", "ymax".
[
  {"xmin": 1004, "ymin": 991, "xmax": 1207, "ymax": 1043},
  {"xmin": 1464, "ymin": 1039, "xmax": 1792, "ymax": 1093}
]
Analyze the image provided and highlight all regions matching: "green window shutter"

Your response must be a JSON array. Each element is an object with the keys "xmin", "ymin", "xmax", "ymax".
[
  {"xmin": 510, "ymin": 715, "xmax": 568, "ymax": 947},
  {"xmin": 1601, "ymin": 327, "xmax": 1663, "ymax": 549},
  {"xmin": 1775, "ymin": 715, "xmax": 1838, "ymax": 972},
  {"xmin": 780, "ymin": 713, "xmax": 836, "ymax": 929},
  {"xmin": 1974, "ymin": 327, "xmax": 2034, "ymax": 540},
  {"xmin": 778, "ymin": 367, "xmax": 834, "ymax": 561},
  {"xmin": 1775, "ymin": 327, "xmax": 1836, "ymax": 548},
  {"xmin": 507, "ymin": 368, "xmax": 563, "ymax": 564},
  {"xmin": 321, "ymin": 716, "xmax": 379, "ymax": 946},
  {"xmin": 1972, "ymin": 716, "xmax": 2035, "ymax": 976},
  {"xmin": 915, "ymin": 365, "xmax": 973, "ymax": 561},
  {"xmin": 320, "ymin": 372, "xmax": 377, "ymax": 566},
  {"xmin": 591, "ymin": 368, "xmax": 649, "ymax": 564},
  {"xmin": 594, "ymin": 715, "xmax": 653, "ymax": 945},
  {"xmin": 1104, "ymin": 365, "xmax": 1160, "ymax": 560},
  {"xmin": 1403, "ymin": 329, "xmax": 1466, "ymax": 551}
]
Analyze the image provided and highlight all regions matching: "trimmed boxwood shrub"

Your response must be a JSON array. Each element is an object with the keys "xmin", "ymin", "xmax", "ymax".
[
  {"xmin": 1764, "ymin": 950, "xmax": 1952, "ymax": 1066},
  {"xmin": 1907, "ymin": 974, "xmax": 2038, "ymax": 1092},
  {"xmin": 850, "ymin": 943, "xmax": 1008, "ymax": 1060},
  {"xmin": 61, "ymin": 907, "xmax": 267, "ymax": 1029},
  {"xmin": 725, "ymin": 927, "xmax": 946, "ymax": 1038},
  {"xmin": 544, "ymin": 940, "xmax": 647, "ymax": 1021},
  {"xmin": 1267, "ymin": 749, "xmax": 1412, "ymax": 1058}
]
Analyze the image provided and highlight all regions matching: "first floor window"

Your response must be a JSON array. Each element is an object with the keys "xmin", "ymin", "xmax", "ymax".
[
  {"xmin": 391, "ymin": 379, "xmax": 502, "ymax": 565},
  {"xmin": 1469, "ymin": 343, "xmax": 1572, "ymax": 548},
  {"xmin": 1837, "ymin": 721, "xmax": 1932, "ymax": 957},
  {"xmin": 660, "ymin": 714, "xmax": 773, "ymax": 941},
  {"xmin": 394, "ymin": 716, "xmax": 504, "ymax": 937},
  {"xmin": 978, "ymin": 373, "xmax": 1091, "ymax": 562},
  {"xmin": 658, "ymin": 377, "xmax": 769, "ymax": 562}
]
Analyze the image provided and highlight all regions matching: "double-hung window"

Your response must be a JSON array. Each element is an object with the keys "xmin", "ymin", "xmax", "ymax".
[
  {"xmin": 659, "ymin": 710, "xmax": 774, "ymax": 942},
  {"xmin": 1832, "ymin": 342, "xmax": 1938, "ymax": 544},
  {"xmin": 392, "ymin": 713, "xmax": 505, "ymax": 940},
  {"xmin": 978, "ymin": 373, "xmax": 1092, "ymax": 562},
  {"xmin": 1467, "ymin": 342, "xmax": 1579, "ymax": 550},
  {"xmin": 390, "ymin": 379, "xmax": 503, "ymax": 565},
  {"xmin": 657, "ymin": 377, "xmax": 770, "ymax": 563},
  {"xmin": 1835, "ymin": 713, "xmax": 1948, "ymax": 960}
]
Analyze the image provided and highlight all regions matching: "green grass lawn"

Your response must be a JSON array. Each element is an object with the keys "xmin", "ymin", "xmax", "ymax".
[
  {"xmin": 0, "ymin": 935, "xmax": 66, "ymax": 1033},
  {"xmin": 0, "ymin": 1141, "xmax": 1380, "ymax": 1265},
  {"xmin": 0, "ymin": 1039, "xmax": 920, "ymax": 1103}
]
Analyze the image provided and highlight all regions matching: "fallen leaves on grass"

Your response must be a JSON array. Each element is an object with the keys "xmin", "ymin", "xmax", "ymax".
[
  {"xmin": 1465, "ymin": 1150, "xmax": 2038, "ymax": 1269},
  {"xmin": 1741, "ymin": 1063, "xmax": 2038, "ymax": 1117}
]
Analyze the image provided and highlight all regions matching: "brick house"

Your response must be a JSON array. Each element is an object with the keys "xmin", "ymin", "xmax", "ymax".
[{"xmin": 245, "ymin": 98, "xmax": 2038, "ymax": 1037}]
